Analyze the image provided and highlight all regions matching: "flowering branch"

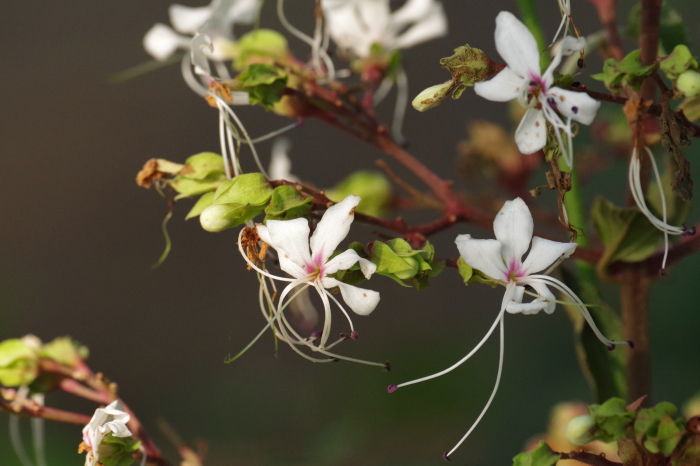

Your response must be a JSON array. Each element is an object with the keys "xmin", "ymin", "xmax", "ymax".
[
  {"xmin": 0, "ymin": 389, "xmax": 92, "ymax": 425},
  {"xmin": 558, "ymin": 450, "xmax": 623, "ymax": 466}
]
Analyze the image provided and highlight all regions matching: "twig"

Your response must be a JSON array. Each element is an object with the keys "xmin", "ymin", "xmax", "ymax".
[
  {"xmin": 558, "ymin": 450, "xmax": 623, "ymax": 466},
  {"xmin": 586, "ymin": 0, "xmax": 625, "ymax": 60},
  {"xmin": 375, "ymin": 159, "xmax": 444, "ymax": 211},
  {"xmin": 0, "ymin": 389, "xmax": 92, "ymax": 425}
]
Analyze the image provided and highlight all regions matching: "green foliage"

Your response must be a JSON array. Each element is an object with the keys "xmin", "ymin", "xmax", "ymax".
[
  {"xmin": 588, "ymin": 397, "xmax": 635, "ymax": 442},
  {"xmin": 169, "ymin": 153, "xmax": 227, "ymax": 200},
  {"xmin": 236, "ymin": 64, "xmax": 288, "ymax": 109},
  {"xmin": 326, "ymin": 171, "xmax": 392, "ymax": 217},
  {"xmin": 264, "ymin": 185, "xmax": 313, "ymax": 221},
  {"xmin": 591, "ymin": 197, "xmax": 662, "ymax": 276},
  {"xmin": 0, "ymin": 339, "xmax": 39, "ymax": 387},
  {"xmin": 185, "ymin": 192, "xmax": 215, "ymax": 220},
  {"xmin": 233, "ymin": 29, "xmax": 289, "ymax": 70},
  {"xmin": 660, "ymin": 45, "xmax": 699, "ymax": 79},
  {"xmin": 512, "ymin": 441, "xmax": 560, "ymax": 466},
  {"xmin": 369, "ymin": 239, "xmax": 444, "ymax": 289},
  {"xmin": 213, "ymin": 173, "xmax": 273, "ymax": 206},
  {"xmin": 439, "ymin": 44, "xmax": 504, "ymax": 99},
  {"xmin": 332, "ymin": 243, "xmax": 371, "ymax": 286},
  {"xmin": 626, "ymin": 2, "xmax": 689, "ymax": 53},
  {"xmin": 456, "ymin": 257, "xmax": 497, "ymax": 287},
  {"xmin": 39, "ymin": 337, "xmax": 88, "ymax": 367},
  {"xmin": 96, "ymin": 433, "xmax": 142, "ymax": 466},
  {"xmin": 591, "ymin": 50, "xmax": 655, "ymax": 94}
]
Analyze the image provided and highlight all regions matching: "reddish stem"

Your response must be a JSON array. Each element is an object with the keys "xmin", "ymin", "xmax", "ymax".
[
  {"xmin": 0, "ymin": 389, "xmax": 92, "ymax": 425},
  {"xmin": 586, "ymin": 0, "xmax": 625, "ymax": 60},
  {"xmin": 558, "ymin": 450, "xmax": 623, "ymax": 466}
]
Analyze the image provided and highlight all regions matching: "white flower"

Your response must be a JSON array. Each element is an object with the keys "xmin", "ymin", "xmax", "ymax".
[
  {"xmin": 474, "ymin": 11, "xmax": 600, "ymax": 169},
  {"xmin": 321, "ymin": 0, "xmax": 447, "ymax": 59},
  {"xmin": 239, "ymin": 195, "xmax": 386, "ymax": 367},
  {"xmin": 389, "ymin": 198, "xmax": 628, "ymax": 460},
  {"xmin": 81, "ymin": 400, "xmax": 132, "ymax": 466}
]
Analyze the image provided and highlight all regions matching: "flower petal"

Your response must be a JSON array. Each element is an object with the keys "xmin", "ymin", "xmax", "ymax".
[
  {"xmin": 101, "ymin": 420, "xmax": 132, "ymax": 438},
  {"xmin": 169, "ymin": 4, "xmax": 214, "ymax": 34},
  {"xmin": 262, "ymin": 218, "xmax": 312, "ymax": 272},
  {"xmin": 391, "ymin": 0, "xmax": 435, "ymax": 25},
  {"xmin": 339, "ymin": 283, "xmax": 380, "ymax": 316},
  {"xmin": 515, "ymin": 108, "xmax": 547, "ymax": 154},
  {"xmin": 506, "ymin": 281, "xmax": 554, "ymax": 314},
  {"xmin": 546, "ymin": 87, "xmax": 601, "ymax": 125},
  {"xmin": 268, "ymin": 138, "xmax": 298, "ymax": 182},
  {"xmin": 309, "ymin": 195, "xmax": 360, "ymax": 264},
  {"xmin": 543, "ymin": 36, "xmax": 587, "ymax": 86},
  {"xmin": 494, "ymin": 11, "xmax": 540, "ymax": 78},
  {"xmin": 521, "ymin": 236, "xmax": 577, "ymax": 274},
  {"xmin": 191, "ymin": 33, "xmax": 213, "ymax": 76},
  {"xmin": 455, "ymin": 234, "xmax": 507, "ymax": 281},
  {"xmin": 323, "ymin": 249, "xmax": 363, "ymax": 276},
  {"xmin": 392, "ymin": 3, "xmax": 448, "ymax": 50},
  {"xmin": 143, "ymin": 24, "xmax": 189, "ymax": 61},
  {"xmin": 473, "ymin": 66, "xmax": 525, "ymax": 102},
  {"xmin": 493, "ymin": 198, "xmax": 533, "ymax": 265},
  {"xmin": 532, "ymin": 281, "xmax": 556, "ymax": 314},
  {"xmin": 358, "ymin": 258, "xmax": 377, "ymax": 279}
]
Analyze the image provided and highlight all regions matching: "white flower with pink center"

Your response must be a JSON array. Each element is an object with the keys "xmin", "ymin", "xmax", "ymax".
[
  {"xmin": 474, "ymin": 11, "xmax": 600, "ymax": 169},
  {"xmin": 238, "ymin": 195, "xmax": 386, "ymax": 368},
  {"xmin": 388, "ymin": 198, "xmax": 629, "ymax": 460},
  {"xmin": 81, "ymin": 401, "xmax": 132, "ymax": 466}
]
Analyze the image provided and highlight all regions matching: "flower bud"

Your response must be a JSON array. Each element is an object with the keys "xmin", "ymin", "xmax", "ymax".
[
  {"xmin": 0, "ymin": 339, "xmax": 39, "ymax": 387},
  {"xmin": 412, "ymin": 81, "xmax": 454, "ymax": 112},
  {"xmin": 200, "ymin": 204, "xmax": 239, "ymax": 232},
  {"xmin": 679, "ymin": 96, "xmax": 700, "ymax": 122},
  {"xmin": 565, "ymin": 414, "xmax": 596, "ymax": 445},
  {"xmin": 677, "ymin": 70, "xmax": 700, "ymax": 98},
  {"xmin": 394, "ymin": 256, "xmax": 420, "ymax": 280}
]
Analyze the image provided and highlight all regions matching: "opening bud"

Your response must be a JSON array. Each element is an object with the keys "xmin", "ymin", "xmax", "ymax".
[
  {"xmin": 677, "ymin": 70, "xmax": 700, "ymax": 98},
  {"xmin": 412, "ymin": 81, "xmax": 454, "ymax": 112},
  {"xmin": 565, "ymin": 414, "xmax": 596, "ymax": 445},
  {"xmin": 200, "ymin": 204, "xmax": 239, "ymax": 232}
]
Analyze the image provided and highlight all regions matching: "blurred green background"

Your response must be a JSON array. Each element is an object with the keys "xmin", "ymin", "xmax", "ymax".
[{"xmin": 1, "ymin": 0, "xmax": 699, "ymax": 464}]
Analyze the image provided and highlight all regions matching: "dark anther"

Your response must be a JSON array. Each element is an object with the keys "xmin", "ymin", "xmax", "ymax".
[
  {"xmin": 384, "ymin": 362, "xmax": 392, "ymax": 372},
  {"xmin": 577, "ymin": 58, "xmax": 584, "ymax": 68},
  {"xmin": 660, "ymin": 268, "xmax": 667, "ymax": 277},
  {"xmin": 529, "ymin": 80, "xmax": 537, "ymax": 86},
  {"xmin": 387, "ymin": 384, "xmax": 398, "ymax": 393},
  {"xmin": 571, "ymin": 81, "xmax": 581, "ymax": 88},
  {"xmin": 351, "ymin": 331, "xmax": 359, "ymax": 340},
  {"xmin": 607, "ymin": 344, "xmax": 616, "ymax": 351},
  {"xmin": 443, "ymin": 452, "xmax": 451, "ymax": 462},
  {"xmin": 571, "ymin": 106, "xmax": 579, "ymax": 114},
  {"xmin": 339, "ymin": 332, "xmax": 349, "ymax": 340},
  {"xmin": 682, "ymin": 223, "xmax": 696, "ymax": 237},
  {"xmin": 310, "ymin": 331, "xmax": 322, "ymax": 338},
  {"xmin": 331, "ymin": 357, "xmax": 340, "ymax": 362},
  {"xmin": 547, "ymin": 97, "xmax": 556, "ymax": 106},
  {"xmin": 627, "ymin": 340, "xmax": 635, "ymax": 349}
]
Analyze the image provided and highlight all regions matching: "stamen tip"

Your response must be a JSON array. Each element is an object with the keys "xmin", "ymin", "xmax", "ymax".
[
  {"xmin": 310, "ymin": 331, "xmax": 322, "ymax": 338},
  {"xmin": 339, "ymin": 332, "xmax": 349, "ymax": 340},
  {"xmin": 351, "ymin": 331, "xmax": 359, "ymax": 340},
  {"xmin": 331, "ymin": 357, "xmax": 340, "ymax": 363},
  {"xmin": 443, "ymin": 452, "xmax": 451, "ymax": 462},
  {"xmin": 383, "ymin": 362, "xmax": 391, "ymax": 372},
  {"xmin": 627, "ymin": 340, "xmax": 635, "ymax": 349},
  {"xmin": 660, "ymin": 268, "xmax": 667, "ymax": 277},
  {"xmin": 607, "ymin": 344, "xmax": 616, "ymax": 351},
  {"xmin": 387, "ymin": 384, "xmax": 398, "ymax": 393}
]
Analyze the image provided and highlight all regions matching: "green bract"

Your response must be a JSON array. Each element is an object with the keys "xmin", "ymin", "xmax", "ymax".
[
  {"xmin": 233, "ymin": 29, "xmax": 289, "ymax": 70},
  {"xmin": 511, "ymin": 441, "xmax": 560, "ymax": 466},
  {"xmin": 264, "ymin": 185, "xmax": 312, "ymax": 221},
  {"xmin": 456, "ymin": 257, "xmax": 497, "ymax": 287},
  {"xmin": 236, "ymin": 64, "xmax": 288, "ymax": 109},
  {"xmin": 169, "ymin": 153, "xmax": 227, "ymax": 200},
  {"xmin": 200, "ymin": 173, "xmax": 274, "ymax": 232},
  {"xmin": 588, "ymin": 397, "xmax": 635, "ymax": 442},
  {"xmin": 439, "ymin": 44, "xmax": 503, "ymax": 99},
  {"xmin": 185, "ymin": 191, "xmax": 215, "ymax": 220},
  {"xmin": 591, "ymin": 50, "xmax": 655, "ymax": 94},
  {"xmin": 369, "ymin": 239, "xmax": 444, "ymax": 289},
  {"xmin": 0, "ymin": 339, "xmax": 39, "ymax": 387},
  {"xmin": 330, "ymin": 243, "xmax": 371, "ymax": 286},
  {"xmin": 39, "ymin": 337, "xmax": 88, "ymax": 367},
  {"xmin": 326, "ymin": 170, "xmax": 392, "ymax": 217},
  {"xmin": 660, "ymin": 45, "xmax": 699, "ymax": 79},
  {"xmin": 96, "ymin": 433, "xmax": 142, "ymax": 466},
  {"xmin": 591, "ymin": 197, "xmax": 662, "ymax": 277}
]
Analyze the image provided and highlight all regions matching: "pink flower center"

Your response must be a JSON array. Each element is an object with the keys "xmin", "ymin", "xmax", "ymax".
[
  {"xmin": 505, "ymin": 258, "xmax": 526, "ymax": 282},
  {"xmin": 526, "ymin": 73, "xmax": 547, "ymax": 107},
  {"xmin": 305, "ymin": 254, "xmax": 326, "ymax": 278}
]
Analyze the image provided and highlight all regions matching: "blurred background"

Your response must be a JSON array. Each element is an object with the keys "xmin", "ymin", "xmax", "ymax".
[{"xmin": 1, "ymin": 0, "xmax": 699, "ymax": 464}]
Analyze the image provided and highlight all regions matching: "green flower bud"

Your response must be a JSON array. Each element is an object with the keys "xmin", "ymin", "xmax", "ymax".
[
  {"xmin": 0, "ymin": 339, "xmax": 39, "ymax": 387},
  {"xmin": 394, "ymin": 256, "xmax": 420, "ymax": 280},
  {"xmin": 677, "ymin": 70, "xmax": 700, "ymax": 98},
  {"xmin": 566, "ymin": 414, "xmax": 596, "ymax": 445},
  {"xmin": 39, "ymin": 337, "xmax": 89, "ymax": 367},
  {"xmin": 200, "ymin": 204, "xmax": 239, "ymax": 232},
  {"xmin": 412, "ymin": 81, "xmax": 454, "ymax": 112}
]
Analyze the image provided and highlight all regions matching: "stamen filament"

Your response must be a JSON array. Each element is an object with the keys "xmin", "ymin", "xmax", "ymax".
[
  {"xmin": 392, "ymin": 67, "xmax": 408, "ymax": 145},
  {"xmin": 395, "ymin": 310, "xmax": 505, "ymax": 389},
  {"xmin": 323, "ymin": 288, "xmax": 356, "ymax": 333},
  {"xmin": 445, "ymin": 315, "xmax": 505, "ymax": 459},
  {"xmin": 180, "ymin": 54, "xmax": 209, "ymax": 97},
  {"xmin": 237, "ymin": 228, "xmax": 297, "ymax": 282}
]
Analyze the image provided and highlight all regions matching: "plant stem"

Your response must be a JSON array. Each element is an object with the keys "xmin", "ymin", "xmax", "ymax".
[
  {"xmin": 558, "ymin": 450, "xmax": 623, "ymax": 466},
  {"xmin": 586, "ymin": 0, "xmax": 625, "ymax": 60},
  {"xmin": 620, "ymin": 264, "xmax": 652, "ymax": 404}
]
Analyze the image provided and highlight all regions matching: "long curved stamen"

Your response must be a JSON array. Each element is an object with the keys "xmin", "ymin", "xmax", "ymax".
[
  {"xmin": 180, "ymin": 54, "xmax": 209, "ymax": 97},
  {"xmin": 30, "ymin": 393, "xmax": 47, "ymax": 466},
  {"xmin": 218, "ymin": 108, "xmax": 233, "ymax": 179},
  {"xmin": 209, "ymin": 93, "xmax": 269, "ymax": 177},
  {"xmin": 525, "ymin": 275, "xmax": 629, "ymax": 347},
  {"xmin": 542, "ymin": 103, "xmax": 574, "ymax": 169},
  {"xmin": 323, "ymin": 288, "xmax": 356, "ymax": 333},
  {"xmin": 394, "ymin": 309, "xmax": 505, "ymax": 389},
  {"xmin": 138, "ymin": 445, "xmax": 147, "ymax": 466},
  {"xmin": 550, "ymin": 0, "xmax": 571, "ymax": 47},
  {"xmin": 373, "ymin": 77, "xmax": 394, "ymax": 107},
  {"xmin": 444, "ymin": 315, "xmax": 505, "ymax": 460},
  {"xmin": 214, "ymin": 61, "xmax": 231, "ymax": 80},
  {"xmin": 9, "ymin": 413, "xmax": 33, "ymax": 466},
  {"xmin": 629, "ymin": 147, "xmax": 688, "ymax": 270},
  {"xmin": 392, "ymin": 67, "xmax": 408, "ymax": 145},
  {"xmin": 237, "ymin": 228, "xmax": 297, "ymax": 283}
]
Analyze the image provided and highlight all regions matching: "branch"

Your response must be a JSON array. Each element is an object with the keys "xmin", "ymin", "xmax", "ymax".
[
  {"xmin": 558, "ymin": 450, "xmax": 623, "ymax": 466},
  {"xmin": 586, "ymin": 0, "xmax": 625, "ymax": 60},
  {"xmin": 0, "ymin": 388, "xmax": 92, "ymax": 425}
]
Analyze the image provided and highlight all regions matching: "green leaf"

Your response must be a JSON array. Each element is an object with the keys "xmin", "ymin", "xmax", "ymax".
[
  {"xmin": 370, "ymin": 241, "xmax": 417, "ymax": 276},
  {"xmin": 626, "ymin": 2, "xmax": 690, "ymax": 53},
  {"xmin": 439, "ymin": 44, "xmax": 504, "ymax": 92},
  {"xmin": 657, "ymin": 415, "xmax": 683, "ymax": 455},
  {"xmin": 213, "ymin": 173, "xmax": 273, "ymax": 206},
  {"xmin": 369, "ymin": 240, "xmax": 443, "ymax": 288},
  {"xmin": 185, "ymin": 192, "xmax": 215, "ymax": 220},
  {"xmin": 588, "ymin": 397, "xmax": 634, "ymax": 442},
  {"xmin": 170, "ymin": 172, "xmax": 227, "ymax": 200},
  {"xmin": 660, "ymin": 45, "xmax": 699, "ymax": 79},
  {"xmin": 179, "ymin": 153, "xmax": 226, "ymax": 180},
  {"xmin": 96, "ymin": 433, "xmax": 142, "ymax": 466},
  {"xmin": 635, "ymin": 401, "xmax": 678, "ymax": 436},
  {"xmin": 592, "ymin": 50, "xmax": 655, "ymax": 93},
  {"xmin": 456, "ymin": 257, "xmax": 498, "ymax": 287},
  {"xmin": 591, "ymin": 197, "xmax": 662, "ymax": 276},
  {"xmin": 39, "ymin": 337, "xmax": 88, "ymax": 367},
  {"xmin": 264, "ymin": 185, "xmax": 313, "ymax": 221},
  {"xmin": 232, "ymin": 29, "xmax": 289, "ymax": 70},
  {"xmin": 326, "ymin": 171, "xmax": 392, "ymax": 217},
  {"xmin": 512, "ymin": 441, "xmax": 561, "ymax": 466},
  {"xmin": 0, "ymin": 339, "xmax": 39, "ymax": 387},
  {"xmin": 236, "ymin": 64, "xmax": 288, "ymax": 109}
]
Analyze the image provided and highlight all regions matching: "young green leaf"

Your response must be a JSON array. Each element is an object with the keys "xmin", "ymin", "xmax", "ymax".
[
  {"xmin": 264, "ymin": 185, "xmax": 313, "ymax": 221},
  {"xmin": 512, "ymin": 441, "xmax": 561, "ymax": 466},
  {"xmin": 185, "ymin": 192, "xmax": 216, "ymax": 220},
  {"xmin": 213, "ymin": 173, "xmax": 273, "ymax": 206}
]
